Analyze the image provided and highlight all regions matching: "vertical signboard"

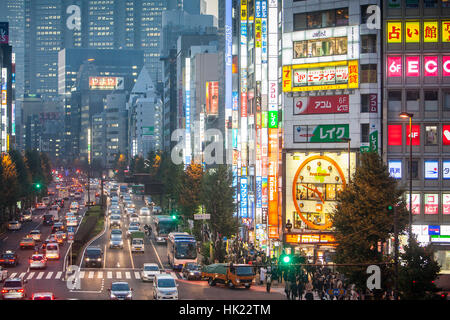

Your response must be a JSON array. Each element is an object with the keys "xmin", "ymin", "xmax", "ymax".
[
  {"xmin": 240, "ymin": 177, "xmax": 248, "ymax": 218},
  {"xmin": 205, "ymin": 81, "xmax": 219, "ymax": 116},
  {"xmin": 1, "ymin": 68, "xmax": 7, "ymax": 152},
  {"xmin": 185, "ymin": 58, "xmax": 191, "ymax": 166},
  {"xmin": 0, "ymin": 22, "xmax": 9, "ymax": 44}
]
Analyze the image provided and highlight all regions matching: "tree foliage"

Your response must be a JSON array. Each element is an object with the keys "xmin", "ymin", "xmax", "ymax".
[
  {"xmin": 178, "ymin": 163, "xmax": 204, "ymax": 220},
  {"xmin": 0, "ymin": 154, "xmax": 19, "ymax": 220},
  {"xmin": 332, "ymin": 152, "xmax": 409, "ymax": 292}
]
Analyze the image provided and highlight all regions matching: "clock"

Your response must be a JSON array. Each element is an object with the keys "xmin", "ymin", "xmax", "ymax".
[{"xmin": 292, "ymin": 155, "xmax": 346, "ymax": 230}]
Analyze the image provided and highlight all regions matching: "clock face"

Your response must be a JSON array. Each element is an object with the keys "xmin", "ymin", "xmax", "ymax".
[{"xmin": 292, "ymin": 155, "xmax": 346, "ymax": 230}]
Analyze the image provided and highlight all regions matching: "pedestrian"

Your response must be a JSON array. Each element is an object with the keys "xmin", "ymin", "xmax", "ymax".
[
  {"xmin": 305, "ymin": 281, "xmax": 314, "ymax": 300},
  {"xmin": 259, "ymin": 266, "xmax": 266, "ymax": 285},
  {"xmin": 297, "ymin": 276, "xmax": 305, "ymax": 300}
]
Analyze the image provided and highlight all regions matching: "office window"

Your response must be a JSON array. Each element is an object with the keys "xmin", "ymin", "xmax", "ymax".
[
  {"xmin": 361, "ymin": 94, "xmax": 370, "ymax": 112},
  {"xmin": 443, "ymin": 0, "xmax": 450, "ymax": 8},
  {"xmin": 335, "ymin": 8, "xmax": 348, "ymax": 26},
  {"xmin": 307, "ymin": 11, "xmax": 323, "ymax": 29},
  {"xmin": 424, "ymin": 90, "xmax": 438, "ymax": 111},
  {"xmin": 361, "ymin": 5, "xmax": 370, "ymax": 24},
  {"xmin": 424, "ymin": 0, "xmax": 437, "ymax": 8},
  {"xmin": 293, "ymin": 13, "xmax": 307, "ymax": 31},
  {"xmin": 361, "ymin": 123, "xmax": 370, "ymax": 143},
  {"xmin": 388, "ymin": 91, "xmax": 402, "ymax": 111},
  {"xmin": 361, "ymin": 34, "xmax": 377, "ymax": 54},
  {"xmin": 405, "ymin": 0, "xmax": 419, "ymax": 8},
  {"xmin": 407, "ymin": 160, "xmax": 419, "ymax": 179},
  {"xmin": 406, "ymin": 90, "xmax": 420, "ymax": 111},
  {"xmin": 360, "ymin": 64, "xmax": 377, "ymax": 83},
  {"xmin": 425, "ymin": 125, "xmax": 438, "ymax": 145},
  {"xmin": 444, "ymin": 91, "xmax": 450, "ymax": 111}
]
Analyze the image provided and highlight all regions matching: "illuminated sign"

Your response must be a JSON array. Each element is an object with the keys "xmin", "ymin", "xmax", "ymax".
[
  {"xmin": 406, "ymin": 56, "xmax": 420, "ymax": 76},
  {"xmin": 0, "ymin": 22, "xmax": 8, "ymax": 44},
  {"xmin": 443, "ymin": 194, "xmax": 450, "ymax": 214},
  {"xmin": 424, "ymin": 56, "xmax": 438, "ymax": 76},
  {"xmin": 405, "ymin": 21, "xmax": 420, "ymax": 43},
  {"xmin": 424, "ymin": 194, "xmax": 438, "ymax": 215},
  {"xmin": 387, "ymin": 57, "xmax": 402, "ymax": 77},
  {"xmin": 388, "ymin": 56, "xmax": 450, "ymax": 77},
  {"xmin": 406, "ymin": 124, "xmax": 420, "ymax": 146},
  {"xmin": 283, "ymin": 60, "xmax": 358, "ymax": 92},
  {"xmin": 89, "ymin": 77, "xmax": 124, "ymax": 90},
  {"xmin": 285, "ymin": 233, "xmax": 336, "ymax": 244},
  {"xmin": 442, "ymin": 21, "xmax": 450, "ymax": 42},
  {"xmin": 205, "ymin": 81, "xmax": 219, "ymax": 116},
  {"xmin": 442, "ymin": 125, "xmax": 450, "ymax": 145},
  {"xmin": 294, "ymin": 95, "xmax": 349, "ymax": 115},
  {"xmin": 406, "ymin": 193, "xmax": 421, "ymax": 215},
  {"xmin": 424, "ymin": 21, "xmax": 438, "ymax": 42},
  {"xmin": 387, "ymin": 22, "xmax": 402, "ymax": 43},
  {"xmin": 388, "ymin": 160, "xmax": 402, "ymax": 179},
  {"xmin": 388, "ymin": 125, "xmax": 402, "ymax": 145},
  {"xmin": 293, "ymin": 124, "xmax": 349, "ymax": 143},
  {"xmin": 443, "ymin": 161, "xmax": 450, "ymax": 179},
  {"xmin": 424, "ymin": 160, "xmax": 439, "ymax": 179},
  {"xmin": 240, "ymin": 177, "xmax": 248, "ymax": 218},
  {"xmin": 387, "ymin": 20, "xmax": 442, "ymax": 43}
]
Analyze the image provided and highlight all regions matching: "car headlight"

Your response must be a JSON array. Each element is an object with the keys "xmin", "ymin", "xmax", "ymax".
[
  {"xmin": 86, "ymin": 258, "xmax": 90, "ymax": 261},
  {"xmin": 97, "ymin": 258, "xmax": 102, "ymax": 261},
  {"xmin": 236, "ymin": 279, "xmax": 240, "ymax": 283},
  {"xmin": 189, "ymin": 272, "xmax": 194, "ymax": 275}
]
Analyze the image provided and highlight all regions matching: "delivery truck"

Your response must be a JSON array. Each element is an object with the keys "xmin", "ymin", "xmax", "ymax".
[{"xmin": 201, "ymin": 263, "xmax": 255, "ymax": 289}]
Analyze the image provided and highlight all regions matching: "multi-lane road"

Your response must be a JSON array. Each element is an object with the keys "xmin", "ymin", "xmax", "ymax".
[{"xmin": 0, "ymin": 184, "xmax": 285, "ymax": 300}]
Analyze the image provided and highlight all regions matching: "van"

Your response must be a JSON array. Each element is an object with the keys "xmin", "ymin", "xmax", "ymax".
[
  {"xmin": 45, "ymin": 243, "xmax": 60, "ymax": 260},
  {"xmin": 152, "ymin": 274, "xmax": 178, "ymax": 300}
]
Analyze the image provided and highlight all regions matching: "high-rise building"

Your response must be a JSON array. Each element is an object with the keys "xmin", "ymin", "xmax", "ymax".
[
  {"xmin": 383, "ymin": 0, "xmax": 450, "ymax": 274},
  {"xmin": 0, "ymin": 41, "xmax": 13, "ymax": 153}
]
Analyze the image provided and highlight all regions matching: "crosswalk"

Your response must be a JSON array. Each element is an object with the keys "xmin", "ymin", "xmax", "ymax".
[{"xmin": 6, "ymin": 270, "xmax": 182, "ymax": 281}]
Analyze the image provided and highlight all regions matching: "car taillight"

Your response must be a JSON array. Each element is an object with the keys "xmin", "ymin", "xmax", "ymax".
[
  {"xmin": 2, "ymin": 289, "xmax": 8, "ymax": 293},
  {"xmin": 17, "ymin": 289, "xmax": 24, "ymax": 293}
]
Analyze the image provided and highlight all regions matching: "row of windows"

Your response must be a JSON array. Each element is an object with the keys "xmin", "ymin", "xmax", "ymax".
[
  {"xmin": 388, "ymin": 89, "xmax": 450, "ymax": 112},
  {"xmin": 389, "ymin": 159, "xmax": 450, "ymax": 180},
  {"xmin": 387, "ymin": 0, "xmax": 450, "ymax": 9},
  {"xmin": 293, "ymin": 8, "xmax": 349, "ymax": 31}
]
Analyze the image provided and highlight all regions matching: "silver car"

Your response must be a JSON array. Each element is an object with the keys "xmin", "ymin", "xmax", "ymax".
[
  {"xmin": 110, "ymin": 215, "xmax": 121, "ymax": 228},
  {"xmin": 7, "ymin": 221, "xmax": 21, "ymax": 231},
  {"xmin": 141, "ymin": 263, "xmax": 160, "ymax": 282},
  {"xmin": 109, "ymin": 282, "xmax": 133, "ymax": 300},
  {"xmin": 109, "ymin": 231, "xmax": 124, "ymax": 249},
  {"xmin": 29, "ymin": 254, "xmax": 47, "ymax": 269},
  {"xmin": 2, "ymin": 278, "xmax": 27, "ymax": 300}
]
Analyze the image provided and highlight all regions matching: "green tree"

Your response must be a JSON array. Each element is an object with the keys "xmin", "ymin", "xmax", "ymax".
[
  {"xmin": 1, "ymin": 154, "xmax": 19, "ymax": 221},
  {"xmin": 332, "ymin": 152, "xmax": 409, "ymax": 294},
  {"xmin": 178, "ymin": 163, "xmax": 204, "ymax": 222},
  {"xmin": 40, "ymin": 152, "xmax": 53, "ymax": 193},
  {"xmin": 25, "ymin": 150, "xmax": 45, "ymax": 199},
  {"xmin": 9, "ymin": 150, "xmax": 32, "ymax": 209},
  {"xmin": 398, "ymin": 237, "xmax": 441, "ymax": 300},
  {"xmin": 200, "ymin": 165, "xmax": 239, "ymax": 262},
  {"xmin": 156, "ymin": 151, "xmax": 183, "ymax": 209}
]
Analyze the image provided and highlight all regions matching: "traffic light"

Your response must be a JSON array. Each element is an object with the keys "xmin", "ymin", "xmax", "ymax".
[
  {"xmin": 34, "ymin": 183, "xmax": 41, "ymax": 190},
  {"xmin": 283, "ymin": 255, "xmax": 291, "ymax": 264},
  {"xmin": 387, "ymin": 205, "xmax": 394, "ymax": 214},
  {"xmin": 171, "ymin": 214, "xmax": 177, "ymax": 220}
]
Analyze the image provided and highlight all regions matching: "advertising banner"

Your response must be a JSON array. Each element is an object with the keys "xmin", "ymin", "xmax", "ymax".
[
  {"xmin": 0, "ymin": 22, "xmax": 8, "ymax": 44},
  {"xmin": 293, "ymin": 124, "xmax": 349, "ymax": 143},
  {"xmin": 370, "ymin": 130, "xmax": 378, "ymax": 153},
  {"xmin": 89, "ymin": 77, "xmax": 124, "ymax": 90},
  {"xmin": 388, "ymin": 56, "xmax": 402, "ymax": 77},
  {"xmin": 424, "ymin": 160, "xmax": 439, "ymax": 179},
  {"xmin": 387, "ymin": 22, "xmax": 402, "ymax": 43},
  {"xmin": 240, "ymin": 177, "xmax": 248, "ymax": 218},
  {"xmin": 406, "ymin": 124, "xmax": 420, "ymax": 146},
  {"xmin": 256, "ymin": 176, "xmax": 262, "ymax": 208},
  {"xmin": 425, "ymin": 194, "xmax": 438, "ymax": 215},
  {"xmin": 388, "ymin": 160, "xmax": 402, "ymax": 179},
  {"xmin": 443, "ymin": 194, "xmax": 450, "ymax": 214},
  {"xmin": 424, "ymin": 21, "xmax": 438, "ymax": 42},
  {"xmin": 443, "ymin": 161, "xmax": 450, "ymax": 179},
  {"xmin": 206, "ymin": 81, "xmax": 219, "ymax": 116},
  {"xmin": 294, "ymin": 95, "xmax": 349, "ymax": 115},
  {"xmin": 405, "ymin": 21, "xmax": 420, "ymax": 43}
]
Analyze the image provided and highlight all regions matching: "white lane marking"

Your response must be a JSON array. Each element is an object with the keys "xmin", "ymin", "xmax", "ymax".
[
  {"xmin": 97, "ymin": 272, "xmax": 103, "ymax": 279},
  {"xmin": 125, "ymin": 272, "xmax": 131, "ymax": 279},
  {"xmin": 55, "ymin": 271, "xmax": 62, "ymax": 279},
  {"xmin": 103, "ymin": 244, "xmax": 107, "ymax": 268},
  {"xmin": 107, "ymin": 271, "xmax": 112, "ymax": 279},
  {"xmin": 10, "ymin": 272, "xmax": 17, "ymax": 278},
  {"xmin": 88, "ymin": 271, "xmax": 94, "ymax": 279},
  {"xmin": 127, "ymin": 239, "xmax": 135, "ymax": 269},
  {"xmin": 79, "ymin": 271, "xmax": 85, "ymax": 279},
  {"xmin": 46, "ymin": 272, "xmax": 53, "ymax": 279},
  {"xmin": 116, "ymin": 271, "xmax": 122, "ymax": 279},
  {"xmin": 36, "ymin": 272, "xmax": 44, "ymax": 280},
  {"xmin": 134, "ymin": 272, "xmax": 140, "ymax": 280},
  {"xmin": 19, "ymin": 272, "xmax": 26, "ymax": 279},
  {"xmin": 150, "ymin": 239, "xmax": 164, "ymax": 270}
]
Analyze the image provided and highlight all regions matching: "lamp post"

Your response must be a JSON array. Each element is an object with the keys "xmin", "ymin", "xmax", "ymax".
[
  {"xmin": 399, "ymin": 112, "xmax": 414, "ymax": 242},
  {"xmin": 340, "ymin": 138, "xmax": 351, "ymax": 184}
]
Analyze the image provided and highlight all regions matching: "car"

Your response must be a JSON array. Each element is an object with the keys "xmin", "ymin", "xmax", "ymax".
[
  {"xmin": 31, "ymin": 292, "xmax": 55, "ymax": 300},
  {"xmin": 51, "ymin": 222, "xmax": 66, "ymax": 234},
  {"xmin": 0, "ymin": 266, "xmax": 8, "ymax": 282},
  {"xmin": 53, "ymin": 233, "xmax": 64, "ymax": 245},
  {"xmin": 110, "ymin": 209, "xmax": 121, "ymax": 216},
  {"xmin": 42, "ymin": 214, "xmax": 55, "ymax": 226},
  {"xmin": 45, "ymin": 243, "xmax": 60, "ymax": 260},
  {"xmin": 50, "ymin": 204, "xmax": 60, "ymax": 212},
  {"xmin": 70, "ymin": 202, "xmax": 79, "ymax": 210},
  {"xmin": 29, "ymin": 254, "xmax": 47, "ymax": 269},
  {"xmin": 84, "ymin": 247, "xmax": 103, "ymax": 267},
  {"xmin": 129, "ymin": 213, "xmax": 139, "ymax": 224},
  {"xmin": 141, "ymin": 263, "xmax": 160, "ymax": 282},
  {"xmin": 126, "ymin": 225, "xmax": 140, "ymax": 238},
  {"xmin": 74, "ymin": 192, "xmax": 82, "ymax": 200},
  {"xmin": 42, "ymin": 197, "xmax": 51, "ymax": 206},
  {"xmin": 55, "ymin": 230, "xmax": 67, "ymax": 240},
  {"xmin": 2, "ymin": 278, "xmax": 27, "ymax": 300},
  {"xmin": 7, "ymin": 221, "xmax": 22, "ymax": 231},
  {"xmin": 109, "ymin": 282, "xmax": 133, "ymax": 300},
  {"xmin": 153, "ymin": 274, "xmax": 178, "ymax": 300},
  {"xmin": 152, "ymin": 206, "xmax": 162, "ymax": 214},
  {"xmin": 20, "ymin": 237, "xmax": 36, "ymax": 250},
  {"xmin": 139, "ymin": 207, "xmax": 150, "ymax": 216},
  {"xmin": 0, "ymin": 251, "xmax": 18, "ymax": 267},
  {"xmin": 69, "ymin": 192, "xmax": 75, "ymax": 198},
  {"xmin": 125, "ymin": 207, "xmax": 136, "ymax": 215},
  {"xmin": 109, "ymin": 230, "xmax": 124, "ymax": 249},
  {"xmin": 109, "ymin": 205, "xmax": 120, "ymax": 214},
  {"xmin": 21, "ymin": 210, "xmax": 33, "ymax": 222},
  {"xmin": 36, "ymin": 203, "xmax": 46, "ymax": 210},
  {"xmin": 181, "ymin": 263, "xmax": 202, "ymax": 280},
  {"xmin": 144, "ymin": 196, "xmax": 152, "ymax": 206},
  {"xmin": 28, "ymin": 230, "xmax": 41, "ymax": 242},
  {"xmin": 110, "ymin": 215, "xmax": 121, "ymax": 228}
]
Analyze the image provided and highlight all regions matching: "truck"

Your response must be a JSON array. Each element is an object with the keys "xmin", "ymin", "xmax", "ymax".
[
  {"xmin": 130, "ymin": 231, "xmax": 145, "ymax": 253},
  {"xmin": 201, "ymin": 263, "xmax": 255, "ymax": 289}
]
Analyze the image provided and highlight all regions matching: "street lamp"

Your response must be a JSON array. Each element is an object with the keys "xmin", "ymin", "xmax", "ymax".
[
  {"xmin": 399, "ymin": 112, "xmax": 414, "ymax": 242},
  {"xmin": 339, "ymin": 138, "xmax": 351, "ymax": 184}
]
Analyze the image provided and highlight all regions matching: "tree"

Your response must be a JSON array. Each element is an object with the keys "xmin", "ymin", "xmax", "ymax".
[
  {"xmin": 114, "ymin": 153, "xmax": 127, "ymax": 181},
  {"xmin": 156, "ymin": 151, "xmax": 183, "ymax": 209},
  {"xmin": 332, "ymin": 152, "xmax": 409, "ymax": 293},
  {"xmin": 25, "ymin": 149, "xmax": 45, "ymax": 198},
  {"xmin": 398, "ymin": 236, "xmax": 441, "ymax": 300},
  {"xmin": 0, "ymin": 154, "xmax": 19, "ymax": 221},
  {"xmin": 200, "ymin": 165, "xmax": 239, "ymax": 262},
  {"xmin": 9, "ymin": 150, "xmax": 32, "ymax": 205},
  {"xmin": 178, "ymin": 163, "xmax": 204, "ymax": 222},
  {"xmin": 40, "ymin": 152, "xmax": 53, "ymax": 193}
]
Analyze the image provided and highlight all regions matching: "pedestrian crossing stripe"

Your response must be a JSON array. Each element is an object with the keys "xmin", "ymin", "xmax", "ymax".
[{"xmin": 6, "ymin": 271, "xmax": 182, "ymax": 281}]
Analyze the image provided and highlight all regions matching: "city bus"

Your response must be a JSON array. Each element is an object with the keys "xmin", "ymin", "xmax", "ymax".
[
  {"xmin": 167, "ymin": 232, "xmax": 197, "ymax": 271},
  {"xmin": 150, "ymin": 215, "xmax": 178, "ymax": 244},
  {"xmin": 131, "ymin": 184, "xmax": 145, "ymax": 195},
  {"xmin": 119, "ymin": 185, "xmax": 129, "ymax": 195}
]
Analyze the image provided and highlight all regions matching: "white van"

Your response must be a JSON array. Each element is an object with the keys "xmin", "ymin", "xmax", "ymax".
[
  {"xmin": 45, "ymin": 243, "xmax": 60, "ymax": 260},
  {"xmin": 153, "ymin": 274, "xmax": 178, "ymax": 300}
]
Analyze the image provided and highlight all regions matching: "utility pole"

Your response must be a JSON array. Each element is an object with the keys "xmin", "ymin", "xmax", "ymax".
[{"xmin": 394, "ymin": 204, "xmax": 399, "ymax": 300}]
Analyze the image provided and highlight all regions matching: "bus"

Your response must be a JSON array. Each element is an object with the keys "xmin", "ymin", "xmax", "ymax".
[
  {"xmin": 131, "ymin": 184, "xmax": 145, "ymax": 195},
  {"xmin": 150, "ymin": 215, "xmax": 178, "ymax": 244},
  {"xmin": 119, "ymin": 185, "xmax": 128, "ymax": 195},
  {"xmin": 167, "ymin": 232, "xmax": 197, "ymax": 271}
]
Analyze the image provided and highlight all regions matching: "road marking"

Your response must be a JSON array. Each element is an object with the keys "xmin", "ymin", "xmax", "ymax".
[
  {"xmin": 116, "ymin": 271, "xmax": 122, "ymax": 279},
  {"xmin": 107, "ymin": 271, "xmax": 112, "ymax": 279},
  {"xmin": 88, "ymin": 271, "xmax": 94, "ymax": 279},
  {"xmin": 46, "ymin": 272, "xmax": 53, "ymax": 279},
  {"xmin": 10, "ymin": 273, "xmax": 17, "ymax": 278},
  {"xmin": 19, "ymin": 272, "xmax": 26, "ymax": 279},
  {"xmin": 97, "ymin": 272, "xmax": 103, "ymax": 279},
  {"xmin": 79, "ymin": 271, "xmax": 85, "ymax": 279},
  {"xmin": 36, "ymin": 272, "xmax": 44, "ymax": 280},
  {"xmin": 103, "ymin": 244, "xmax": 107, "ymax": 268},
  {"xmin": 55, "ymin": 271, "xmax": 62, "ymax": 279},
  {"xmin": 150, "ymin": 239, "xmax": 164, "ymax": 269},
  {"xmin": 127, "ymin": 239, "xmax": 135, "ymax": 269},
  {"xmin": 125, "ymin": 272, "xmax": 131, "ymax": 279},
  {"xmin": 134, "ymin": 272, "xmax": 141, "ymax": 280}
]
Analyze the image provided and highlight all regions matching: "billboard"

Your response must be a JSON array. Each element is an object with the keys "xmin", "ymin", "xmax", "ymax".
[
  {"xmin": 294, "ymin": 95, "xmax": 349, "ymax": 115},
  {"xmin": 388, "ymin": 160, "xmax": 402, "ymax": 179},
  {"xmin": 142, "ymin": 126, "xmax": 154, "ymax": 136},
  {"xmin": 89, "ymin": 77, "xmax": 124, "ymax": 90},
  {"xmin": 293, "ymin": 124, "xmax": 349, "ymax": 143},
  {"xmin": 425, "ymin": 194, "xmax": 438, "ymax": 215},
  {"xmin": 0, "ymin": 22, "xmax": 8, "ymax": 44},
  {"xmin": 406, "ymin": 193, "xmax": 421, "ymax": 215},
  {"xmin": 205, "ymin": 81, "xmax": 219, "ymax": 116},
  {"xmin": 283, "ymin": 60, "xmax": 358, "ymax": 92},
  {"xmin": 387, "ymin": 56, "xmax": 450, "ymax": 77}
]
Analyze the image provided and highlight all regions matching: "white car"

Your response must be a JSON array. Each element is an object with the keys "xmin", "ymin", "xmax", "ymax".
[
  {"xmin": 0, "ymin": 266, "xmax": 7, "ymax": 282},
  {"xmin": 29, "ymin": 230, "xmax": 42, "ymax": 242},
  {"xmin": 129, "ymin": 214, "xmax": 139, "ymax": 224},
  {"xmin": 109, "ymin": 205, "xmax": 120, "ymax": 214},
  {"xmin": 153, "ymin": 274, "xmax": 178, "ymax": 300},
  {"xmin": 126, "ymin": 225, "xmax": 140, "ymax": 238},
  {"xmin": 7, "ymin": 221, "xmax": 22, "ymax": 231},
  {"xmin": 141, "ymin": 263, "xmax": 160, "ymax": 282},
  {"xmin": 139, "ymin": 207, "xmax": 150, "ymax": 216},
  {"xmin": 29, "ymin": 254, "xmax": 47, "ymax": 269}
]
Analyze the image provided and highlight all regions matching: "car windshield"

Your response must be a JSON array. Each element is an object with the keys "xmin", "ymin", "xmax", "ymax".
[
  {"xmin": 129, "ymin": 226, "xmax": 139, "ymax": 231},
  {"xmin": 111, "ymin": 215, "xmax": 120, "ymax": 220},
  {"xmin": 111, "ymin": 230, "xmax": 122, "ymax": 235},
  {"xmin": 5, "ymin": 281, "xmax": 22, "ymax": 288},
  {"xmin": 30, "ymin": 231, "xmax": 40, "ymax": 234},
  {"xmin": 235, "ymin": 266, "xmax": 254, "ymax": 276},
  {"xmin": 186, "ymin": 264, "xmax": 199, "ymax": 270},
  {"xmin": 144, "ymin": 265, "xmax": 159, "ymax": 271},
  {"xmin": 47, "ymin": 245, "xmax": 58, "ymax": 250},
  {"xmin": 9, "ymin": 222, "xmax": 18, "ymax": 225},
  {"xmin": 111, "ymin": 234, "xmax": 121, "ymax": 239},
  {"xmin": 3, "ymin": 254, "xmax": 15, "ymax": 259},
  {"xmin": 175, "ymin": 242, "xmax": 197, "ymax": 259},
  {"xmin": 111, "ymin": 283, "xmax": 129, "ymax": 291},
  {"xmin": 158, "ymin": 278, "xmax": 176, "ymax": 288},
  {"xmin": 32, "ymin": 256, "xmax": 44, "ymax": 261},
  {"xmin": 87, "ymin": 249, "xmax": 101, "ymax": 256},
  {"xmin": 22, "ymin": 238, "xmax": 33, "ymax": 242}
]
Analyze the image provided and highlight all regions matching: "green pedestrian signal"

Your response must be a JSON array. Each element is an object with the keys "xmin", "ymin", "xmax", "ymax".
[
  {"xmin": 388, "ymin": 205, "xmax": 393, "ymax": 211},
  {"xmin": 172, "ymin": 215, "xmax": 177, "ymax": 220},
  {"xmin": 283, "ymin": 255, "xmax": 291, "ymax": 263},
  {"xmin": 35, "ymin": 183, "xmax": 41, "ymax": 190}
]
